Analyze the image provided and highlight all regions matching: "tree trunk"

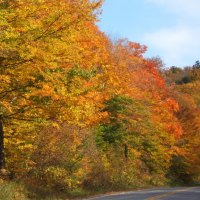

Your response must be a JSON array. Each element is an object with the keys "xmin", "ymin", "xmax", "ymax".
[
  {"xmin": 0, "ymin": 116, "xmax": 5, "ymax": 170},
  {"xmin": 124, "ymin": 143, "xmax": 128, "ymax": 159}
]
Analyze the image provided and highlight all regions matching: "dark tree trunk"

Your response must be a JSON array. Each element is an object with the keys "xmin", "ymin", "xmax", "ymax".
[
  {"xmin": 124, "ymin": 143, "xmax": 128, "ymax": 159},
  {"xmin": 0, "ymin": 116, "xmax": 5, "ymax": 170}
]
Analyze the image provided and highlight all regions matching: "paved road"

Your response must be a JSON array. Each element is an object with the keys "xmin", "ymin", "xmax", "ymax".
[{"xmin": 86, "ymin": 187, "xmax": 200, "ymax": 200}]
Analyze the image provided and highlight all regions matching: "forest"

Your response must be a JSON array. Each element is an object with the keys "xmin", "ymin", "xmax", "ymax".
[{"xmin": 0, "ymin": 0, "xmax": 200, "ymax": 199}]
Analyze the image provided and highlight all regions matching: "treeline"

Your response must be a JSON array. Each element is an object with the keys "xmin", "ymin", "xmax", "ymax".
[
  {"xmin": 164, "ymin": 63, "xmax": 200, "ymax": 184},
  {"xmin": 0, "ymin": 0, "xmax": 200, "ymax": 197}
]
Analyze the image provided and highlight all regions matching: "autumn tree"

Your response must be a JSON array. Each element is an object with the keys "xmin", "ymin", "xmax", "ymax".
[
  {"xmin": 83, "ymin": 39, "xmax": 182, "ymax": 188},
  {"xmin": 0, "ymin": 0, "xmax": 104, "ymax": 172}
]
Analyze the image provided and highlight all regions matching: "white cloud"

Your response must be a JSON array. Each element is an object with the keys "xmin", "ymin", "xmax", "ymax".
[
  {"xmin": 143, "ymin": 26, "xmax": 200, "ymax": 66},
  {"xmin": 143, "ymin": 0, "xmax": 200, "ymax": 67}
]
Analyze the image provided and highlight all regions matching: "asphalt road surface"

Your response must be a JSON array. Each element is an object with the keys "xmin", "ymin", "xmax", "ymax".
[{"xmin": 86, "ymin": 187, "xmax": 200, "ymax": 200}]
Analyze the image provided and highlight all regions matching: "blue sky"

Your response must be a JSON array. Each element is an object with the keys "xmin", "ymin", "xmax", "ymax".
[{"xmin": 98, "ymin": 0, "xmax": 200, "ymax": 68}]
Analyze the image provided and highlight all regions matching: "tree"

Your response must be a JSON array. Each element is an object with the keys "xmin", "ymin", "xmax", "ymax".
[
  {"xmin": 193, "ymin": 60, "xmax": 200, "ymax": 69},
  {"xmin": 0, "ymin": 0, "xmax": 103, "ymax": 171}
]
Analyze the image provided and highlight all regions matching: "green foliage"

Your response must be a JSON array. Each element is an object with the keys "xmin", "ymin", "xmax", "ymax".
[
  {"xmin": 168, "ymin": 156, "xmax": 193, "ymax": 185},
  {"xmin": 96, "ymin": 95, "xmax": 136, "ymax": 145},
  {"xmin": 0, "ymin": 180, "xmax": 28, "ymax": 200}
]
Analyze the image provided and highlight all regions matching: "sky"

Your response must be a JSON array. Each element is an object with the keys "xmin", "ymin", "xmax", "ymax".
[{"xmin": 98, "ymin": 0, "xmax": 200, "ymax": 68}]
